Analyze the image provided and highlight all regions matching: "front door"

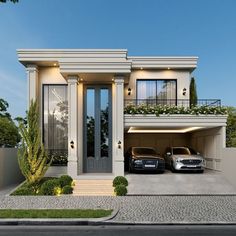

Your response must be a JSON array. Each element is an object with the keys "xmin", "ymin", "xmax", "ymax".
[{"xmin": 83, "ymin": 85, "xmax": 112, "ymax": 173}]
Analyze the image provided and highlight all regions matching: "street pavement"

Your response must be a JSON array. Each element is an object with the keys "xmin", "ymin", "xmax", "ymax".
[
  {"xmin": 1, "ymin": 225, "xmax": 236, "ymax": 236},
  {"xmin": 1, "ymin": 195, "xmax": 236, "ymax": 224}
]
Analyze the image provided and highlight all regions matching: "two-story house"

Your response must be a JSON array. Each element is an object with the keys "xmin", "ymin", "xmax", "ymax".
[{"xmin": 17, "ymin": 49, "xmax": 227, "ymax": 178}]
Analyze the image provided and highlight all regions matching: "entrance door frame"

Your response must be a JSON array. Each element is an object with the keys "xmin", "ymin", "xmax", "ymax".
[{"xmin": 83, "ymin": 84, "xmax": 112, "ymax": 173}]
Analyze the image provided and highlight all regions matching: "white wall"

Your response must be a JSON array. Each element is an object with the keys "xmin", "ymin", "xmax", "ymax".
[
  {"xmin": 222, "ymin": 148, "xmax": 236, "ymax": 188},
  {"xmin": 0, "ymin": 148, "xmax": 24, "ymax": 189},
  {"xmin": 190, "ymin": 127, "xmax": 225, "ymax": 170},
  {"xmin": 124, "ymin": 69, "xmax": 191, "ymax": 100}
]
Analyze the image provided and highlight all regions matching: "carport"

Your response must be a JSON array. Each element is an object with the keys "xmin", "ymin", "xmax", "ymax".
[
  {"xmin": 123, "ymin": 114, "xmax": 236, "ymax": 195},
  {"xmin": 124, "ymin": 114, "xmax": 227, "ymax": 171}
]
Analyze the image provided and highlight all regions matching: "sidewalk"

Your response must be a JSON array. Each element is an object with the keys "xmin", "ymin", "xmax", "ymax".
[{"xmin": 0, "ymin": 195, "xmax": 236, "ymax": 224}]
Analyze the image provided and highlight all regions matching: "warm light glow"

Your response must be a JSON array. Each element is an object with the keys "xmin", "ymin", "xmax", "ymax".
[
  {"xmin": 127, "ymin": 127, "xmax": 203, "ymax": 133},
  {"xmin": 167, "ymin": 67, "xmax": 170, "ymax": 70},
  {"xmin": 80, "ymin": 78, "xmax": 83, "ymax": 81},
  {"xmin": 53, "ymin": 63, "xmax": 57, "ymax": 66},
  {"xmin": 140, "ymin": 67, "xmax": 143, "ymax": 70},
  {"xmin": 112, "ymin": 78, "xmax": 114, "ymax": 81}
]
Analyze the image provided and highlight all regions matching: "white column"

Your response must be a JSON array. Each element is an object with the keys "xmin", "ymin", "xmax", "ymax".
[
  {"xmin": 67, "ymin": 75, "xmax": 79, "ymax": 178},
  {"xmin": 26, "ymin": 65, "xmax": 38, "ymax": 108},
  {"xmin": 112, "ymin": 76, "xmax": 124, "ymax": 176}
]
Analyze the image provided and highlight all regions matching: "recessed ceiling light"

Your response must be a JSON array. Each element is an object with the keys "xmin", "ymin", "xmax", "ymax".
[{"xmin": 53, "ymin": 63, "xmax": 57, "ymax": 66}]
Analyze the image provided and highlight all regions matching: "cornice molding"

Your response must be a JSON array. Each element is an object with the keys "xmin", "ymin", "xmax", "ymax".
[{"xmin": 17, "ymin": 49, "xmax": 198, "ymax": 73}]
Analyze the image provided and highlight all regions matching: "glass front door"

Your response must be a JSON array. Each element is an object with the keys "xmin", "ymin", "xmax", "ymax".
[{"xmin": 84, "ymin": 85, "xmax": 112, "ymax": 173}]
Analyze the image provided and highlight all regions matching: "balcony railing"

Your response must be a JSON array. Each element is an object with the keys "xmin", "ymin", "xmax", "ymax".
[{"xmin": 124, "ymin": 99, "xmax": 221, "ymax": 107}]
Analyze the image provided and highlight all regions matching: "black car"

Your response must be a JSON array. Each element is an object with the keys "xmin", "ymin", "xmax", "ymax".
[{"xmin": 125, "ymin": 147, "xmax": 165, "ymax": 173}]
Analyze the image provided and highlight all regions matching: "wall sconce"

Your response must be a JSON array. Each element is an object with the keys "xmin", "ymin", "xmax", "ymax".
[
  {"xmin": 70, "ymin": 141, "xmax": 74, "ymax": 149},
  {"xmin": 118, "ymin": 140, "xmax": 122, "ymax": 149},
  {"xmin": 182, "ymin": 88, "xmax": 187, "ymax": 96},
  {"xmin": 128, "ymin": 88, "xmax": 132, "ymax": 96}
]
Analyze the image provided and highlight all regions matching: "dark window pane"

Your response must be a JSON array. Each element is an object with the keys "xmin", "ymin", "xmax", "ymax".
[
  {"xmin": 86, "ymin": 89, "xmax": 95, "ymax": 158},
  {"xmin": 100, "ymin": 89, "xmax": 109, "ymax": 158}
]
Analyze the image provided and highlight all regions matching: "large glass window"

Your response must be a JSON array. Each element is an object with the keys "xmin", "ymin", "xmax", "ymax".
[
  {"xmin": 137, "ymin": 80, "xmax": 177, "ymax": 105},
  {"xmin": 43, "ymin": 85, "xmax": 68, "ymax": 165}
]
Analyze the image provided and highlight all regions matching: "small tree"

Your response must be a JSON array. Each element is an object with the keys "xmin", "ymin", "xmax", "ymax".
[
  {"xmin": 0, "ymin": 0, "xmax": 19, "ymax": 3},
  {"xmin": 190, "ymin": 77, "xmax": 198, "ymax": 107},
  {"xmin": 18, "ymin": 100, "xmax": 51, "ymax": 185},
  {"xmin": 226, "ymin": 107, "xmax": 236, "ymax": 147},
  {"xmin": 0, "ymin": 117, "xmax": 21, "ymax": 147}
]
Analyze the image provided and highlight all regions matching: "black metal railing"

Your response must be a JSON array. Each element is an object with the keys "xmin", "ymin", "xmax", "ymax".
[
  {"xmin": 124, "ymin": 99, "xmax": 221, "ymax": 107},
  {"xmin": 46, "ymin": 149, "xmax": 68, "ymax": 166}
]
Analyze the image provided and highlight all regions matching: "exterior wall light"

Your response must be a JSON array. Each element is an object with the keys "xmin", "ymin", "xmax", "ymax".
[
  {"xmin": 118, "ymin": 140, "xmax": 122, "ymax": 149},
  {"xmin": 70, "ymin": 141, "xmax": 74, "ymax": 149},
  {"xmin": 182, "ymin": 88, "xmax": 187, "ymax": 96},
  {"xmin": 128, "ymin": 88, "xmax": 132, "ymax": 96}
]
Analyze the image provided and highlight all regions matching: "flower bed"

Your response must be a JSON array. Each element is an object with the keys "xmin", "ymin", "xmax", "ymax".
[{"xmin": 124, "ymin": 104, "xmax": 228, "ymax": 116}]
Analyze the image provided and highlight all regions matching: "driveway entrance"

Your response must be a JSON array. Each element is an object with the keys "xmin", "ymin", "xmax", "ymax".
[{"xmin": 126, "ymin": 169, "xmax": 236, "ymax": 195}]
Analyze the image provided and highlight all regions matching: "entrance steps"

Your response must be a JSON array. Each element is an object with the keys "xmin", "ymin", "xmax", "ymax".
[{"xmin": 73, "ymin": 180, "xmax": 114, "ymax": 196}]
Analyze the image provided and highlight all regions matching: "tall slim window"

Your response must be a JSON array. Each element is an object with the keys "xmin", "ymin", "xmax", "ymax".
[
  {"xmin": 137, "ymin": 80, "xmax": 176, "ymax": 105},
  {"xmin": 43, "ymin": 85, "xmax": 68, "ymax": 165}
]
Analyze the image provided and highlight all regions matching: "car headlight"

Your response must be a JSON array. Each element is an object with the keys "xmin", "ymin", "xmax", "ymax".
[{"xmin": 134, "ymin": 160, "xmax": 142, "ymax": 164}]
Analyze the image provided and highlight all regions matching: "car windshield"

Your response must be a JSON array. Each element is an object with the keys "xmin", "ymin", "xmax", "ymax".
[
  {"xmin": 172, "ymin": 148, "xmax": 191, "ymax": 155},
  {"xmin": 188, "ymin": 147, "xmax": 198, "ymax": 155},
  {"xmin": 133, "ymin": 148, "xmax": 157, "ymax": 155}
]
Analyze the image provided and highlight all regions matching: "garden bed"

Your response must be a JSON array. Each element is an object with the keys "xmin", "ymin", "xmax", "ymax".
[{"xmin": 11, "ymin": 175, "xmax": 74, "ymax": 196}]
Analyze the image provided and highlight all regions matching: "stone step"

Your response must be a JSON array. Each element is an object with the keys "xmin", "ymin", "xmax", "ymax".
[{"xmin": 73, "ymin": 180, "xmax": 114, "ymax": 196}]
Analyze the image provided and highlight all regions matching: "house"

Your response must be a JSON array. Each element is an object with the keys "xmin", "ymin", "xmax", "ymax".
[{"xmin": 17, "ymin": 49, "xmax": 227, "ymax": 178}]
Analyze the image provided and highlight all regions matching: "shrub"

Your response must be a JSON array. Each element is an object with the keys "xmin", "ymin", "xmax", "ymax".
[
  {"xmin": 114, "ymin": 184, "xmax": 127, "ymax": 196},
  {"xmin": 39, "ymin": 179, "xmax": 61, "ymax": 195},
  {"xmin": 113, "ymin": 176, "xmax": 128, "ymax": 187},
  {"xmin": 62, "ymin": 185, "xmax": 73, "ymax": 194},
  {"xmin": 59, "ymin": 175, "xmax": 73, "ymax": 187},
  {"xmin": 11, "ymin": 187, "xmax": 35, "ymax": 196}
]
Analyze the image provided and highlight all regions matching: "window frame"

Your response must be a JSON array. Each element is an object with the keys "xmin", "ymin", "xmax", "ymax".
[
  {"xmin": 136, "ymin": 79, "xmax": 178, "ymax": 105},
  {"xmin": 42, "ymin": 84, "xmax": 68, "ymax": 147}
]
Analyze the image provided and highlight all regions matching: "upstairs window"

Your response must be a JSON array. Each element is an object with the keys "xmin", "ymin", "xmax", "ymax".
[{"xmin": 137, "ymin": 79, "xmax": 177, "ymax": 105}]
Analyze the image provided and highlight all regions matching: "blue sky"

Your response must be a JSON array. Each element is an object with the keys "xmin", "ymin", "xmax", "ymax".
[{"xmin": 0, "ymin": 0, "xmax": 236, "ymax": 118}]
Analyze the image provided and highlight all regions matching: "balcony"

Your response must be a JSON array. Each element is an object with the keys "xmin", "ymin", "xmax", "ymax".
[
  {"xmin": 124, "ymin": 99, "xmax": 221, "ymax": 108},
  {"xmin": 123, "ymin": 99, "xmax": 227, "ymax": 130}
]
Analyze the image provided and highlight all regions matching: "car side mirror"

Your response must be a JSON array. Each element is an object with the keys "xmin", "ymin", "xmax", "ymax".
[{"xmin": 166, "ymin": 152, "xmax": 171, "ymax": 156}]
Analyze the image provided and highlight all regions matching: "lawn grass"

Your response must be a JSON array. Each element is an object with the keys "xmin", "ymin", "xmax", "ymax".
[{"xmin": 0, "ymin": 209, "xmax": 112, "ymax": 218}]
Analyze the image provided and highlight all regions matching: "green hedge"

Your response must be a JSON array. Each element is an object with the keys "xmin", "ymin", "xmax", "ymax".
[{"xmin": 124, "ymin": 104, "xmax": 228, "ymax": 116}]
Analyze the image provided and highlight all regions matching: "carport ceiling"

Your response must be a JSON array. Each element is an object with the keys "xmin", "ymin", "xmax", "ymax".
[{"xmin": 127, "ymin": 126, "xmax": 206, "ymax": 133}]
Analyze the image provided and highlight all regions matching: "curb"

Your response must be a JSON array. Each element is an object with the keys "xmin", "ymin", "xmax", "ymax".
[
  {"xmin": 0, "ymin": 208, "xmax": 119, "ymax": 226},
  {"xmin": 102, "ymin": 221, "xmax": 236, "ymax": 225}
]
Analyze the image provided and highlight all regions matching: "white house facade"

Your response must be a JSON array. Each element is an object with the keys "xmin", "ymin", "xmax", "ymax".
[{"xmin": 17, "ymin": 49, "xmax": 227, "ymax": 179}]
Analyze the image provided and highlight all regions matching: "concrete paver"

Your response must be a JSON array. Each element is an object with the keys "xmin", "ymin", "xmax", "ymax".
[
  {"xmin": 0, "ymin": 195, "xmax": 236, "ymax": 224},
  {"xmin": 126, "ymin": 169, "xmax": 236, "ymax": 195}
]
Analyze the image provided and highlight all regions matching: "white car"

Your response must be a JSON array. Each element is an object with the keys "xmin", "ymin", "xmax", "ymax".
[{"xmin": 164, "ymin": 147, "xmax": 205, "ymax": 173}]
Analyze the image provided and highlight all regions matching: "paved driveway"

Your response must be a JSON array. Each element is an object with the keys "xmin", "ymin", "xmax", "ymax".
[{"xmin": 126, "ymin": 169, "xmax": 236, "ymax": 195}]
